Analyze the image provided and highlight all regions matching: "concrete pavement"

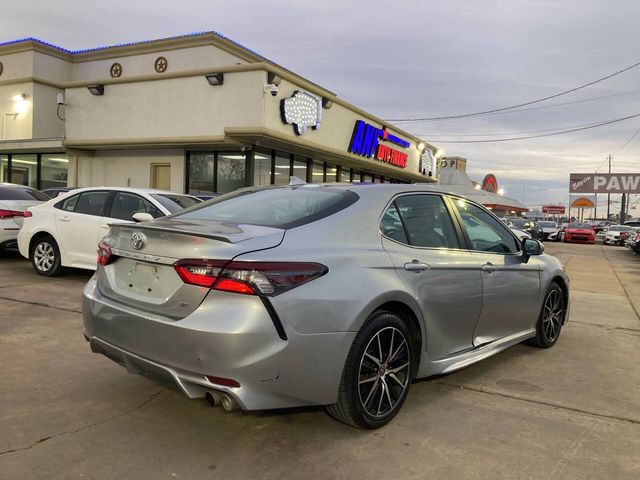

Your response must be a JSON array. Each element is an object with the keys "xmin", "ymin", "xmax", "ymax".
[{"xmin": 0, "ymin": 243, "xmax": 639, "ymax": 479}]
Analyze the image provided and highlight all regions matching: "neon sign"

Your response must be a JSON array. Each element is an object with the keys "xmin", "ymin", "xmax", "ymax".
[{"xmin": 348, "ymin": 120, "xmax": 409, "ymax": 168}]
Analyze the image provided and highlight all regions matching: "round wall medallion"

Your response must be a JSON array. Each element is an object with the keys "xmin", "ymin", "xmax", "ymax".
[
  {"xmin": 154, "ymin": 56, "xmax": 168, "ymax": 73},
  {"xmin": 110, "ymin": 63, "xmax": 122, "ymax": 78},
  {"xmin": 0, "ymin": 61, "xmax": 3, "ymax": 77}
]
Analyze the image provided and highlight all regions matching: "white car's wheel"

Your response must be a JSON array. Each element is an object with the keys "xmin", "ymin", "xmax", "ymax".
[{"xmin": 30, "ymin": 236, "xmax": 64, "ymax": 276}]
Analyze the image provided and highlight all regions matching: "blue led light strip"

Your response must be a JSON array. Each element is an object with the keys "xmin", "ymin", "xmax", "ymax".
[{"xmin": 0, "ymin": 31, "xmax": 271, "ymax": 62}]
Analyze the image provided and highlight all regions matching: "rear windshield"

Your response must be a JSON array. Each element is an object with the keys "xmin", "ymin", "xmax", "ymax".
[
  {"xmin": 538, "ymin": 221, "xmax": 557, "ymax": 228},
  {"xmin": 150, "ymin": 194, "xmax": 201, "ymax": 213},
  {"xmin": 0, "ymin": 186, "xmax": 49, "ymax": 201},
  {"xmin": 172, "ymin": 186, "xmax": 359, "ymax": 229}
]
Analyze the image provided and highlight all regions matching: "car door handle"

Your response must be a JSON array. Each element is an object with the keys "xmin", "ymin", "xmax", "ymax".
[
  {"xmin": 481, "ymin": 262, "xmax": 499, "ymax": 273},
  {"xmin": 59, "ymin": 216, "xmax": 71, "ymax": 222},
  {"xmin": 404, "ymin": 260, "xmax": 430, "ymax": 272}
]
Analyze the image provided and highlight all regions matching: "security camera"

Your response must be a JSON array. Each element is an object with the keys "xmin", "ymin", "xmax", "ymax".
[
  {"xmin": 264, "ymin": 84, "xmax": 278, "ymax": 97},
  {"xmin": 56, "ymin": 93, "xmax": 65, "ymax": 106}
]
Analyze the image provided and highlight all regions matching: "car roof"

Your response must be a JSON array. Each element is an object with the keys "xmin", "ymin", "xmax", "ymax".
[
  {"xmin": 57, "ymin": 186, "xmax": 189, "ymax": 195},
  {"xmin": 0, "ymin": 182, "xmax": 37, "ymax": 189}
]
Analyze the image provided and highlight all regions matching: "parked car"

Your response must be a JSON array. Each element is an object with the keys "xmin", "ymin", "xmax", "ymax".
[
  {"xmin": 192, "ymin": 193, "xmax": 220, "ymax": 202},
  {"xmin": 18, "ymin": 187, "xmax": 201, "ymax": 275},
  {"xmin": 505, "ymin": 218, "xmax": 544, "ymax": 241},
  {"xmin": 630, "ymin": 231, "xmax": 640, "ymax": 254},
  {"xmin": 41, "ymin": 187, "xmax": 75, "ymax": 198},
  {"xmin": 0, "ymin": 183, "xmax": 49, "ymax": 250},
  {"xmin": 592, "ymin": 221, "xmax": 613, "ymax": 234},
  {"xmin": 537, "ymin": 221, "xmax": 558, "ymax": 240},
  {"xmin": 563, "ymin": 222, "xmax": 595, "ymax": 244},
  {"xmin": 83, "ymin": 184, "xmax": 570, "ymax": 429},
  {"xmin": 623, "ymin": 220, "xmax": 640, "ymax": 227},
  {"xmin": 604, "ymin": 225, "xmax": 635, "ymax": 246}
]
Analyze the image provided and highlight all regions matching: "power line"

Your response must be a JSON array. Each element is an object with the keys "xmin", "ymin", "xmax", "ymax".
[
  {"xmin": 424, "ymin": 112, "xmax": 640, "ymax": 143},
  {"xmin": 388, "ymin": 88, "xmax": 640, "ymax": 124},
  {"xmin": 386, "ymin": 60, "xmax": 640, "ymax": 122},
  {"xmin": 413, "ymin": 118, "xmax": 618, "ymax": 138},
  {"xmin": 616, "ymin": 122, "xmax": 640, "ymax": 157}
]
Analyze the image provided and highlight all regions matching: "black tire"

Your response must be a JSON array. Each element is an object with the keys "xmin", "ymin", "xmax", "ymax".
[
  {"xmin": 327, "ymin": 311, "xmax": 414, "ymax": 429},
  {"xmin": 30, "ymin": 236, "xmax": 64, "ymax": 276},
  {"xmin": 526, "ymin": 282, "xmax": 565, "ymax": 348}
]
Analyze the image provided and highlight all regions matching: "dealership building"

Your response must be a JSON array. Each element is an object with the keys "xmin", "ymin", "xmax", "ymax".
[{"xmin": 0, "ymin": 32, "xmax": 439, "ymax": 194}]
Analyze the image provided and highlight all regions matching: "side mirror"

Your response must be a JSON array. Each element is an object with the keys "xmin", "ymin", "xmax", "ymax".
[
  {"xmin": 522, "ymin": 238, "xmax": 544, "ymax": 263},
  {"xmin": 132, "ymin": 212, "xmax": 154, "ymax": 222}
]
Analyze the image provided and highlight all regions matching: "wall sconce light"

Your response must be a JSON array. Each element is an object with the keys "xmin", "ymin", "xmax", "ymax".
[
  {"xmin": 322, "ymin": 97, "xmax": 333, "ymax": 109},
  {"xmin": 87, "ymin": 85, "xmax": 105, "ymax": 96},
  {"xmin": 267, "ymin": 72, "xmax": 282, "ymax": 86},
  {"xmin": 12, "ymin": 94, "xmax": 28, "ymax": 114},
  {"xmin": 417, "ymin": 142, "xmax": 426, "ymax": 151},
  {"xmin": 205, "ymin": 73, "xmax": 224, "ymax": 85}
]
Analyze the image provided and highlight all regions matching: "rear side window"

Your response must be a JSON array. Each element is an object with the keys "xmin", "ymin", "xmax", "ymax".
[
  {"xmin": 0, "ymin": 186, "xmax": 49, "ymax": 201},
  {"xmin": 74, "ymin": 191, "xmax": 110, "ymax": 216},
  {"xmin": 383, "ymin": 194, "xmax": 460, "ymax": 249},
  {"xmin": 109, "ymin": 192, "xmax": 161, "ymax": 220},
  {"xmin": 173, "ymin": 186, "xmax": 359, "ymax": 229},
  {"xmin": 150, "ymin": 193, "xmax": 201, "ymax": 213},
  {"xmin": 59, "ymin": 194, "xmax": 79, "ymax": 212}
]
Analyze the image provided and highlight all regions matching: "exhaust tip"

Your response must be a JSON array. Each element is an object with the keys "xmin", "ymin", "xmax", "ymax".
[
  {"xmin": 221, "ymin": 393, "xmax": 238, "ymax": 412},
  {"xmin": 205, "ymin": 391, "xmax": 217, "ymax": 407}
]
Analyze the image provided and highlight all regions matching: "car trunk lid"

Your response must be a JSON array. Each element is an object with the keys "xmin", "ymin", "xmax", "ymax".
[{"xmin": 96, "ymin": 219, "xmax": 285, "ymax": 318}]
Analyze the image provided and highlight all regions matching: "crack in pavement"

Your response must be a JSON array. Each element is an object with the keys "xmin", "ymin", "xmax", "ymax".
[
  {"xmin": 0, "ymin": 389, "xmax": 165, "ymax": 456},
  {"xmin": 0, "ymin": 295, "xmax": 82, "ymax": 315},
  {"xmin": 568, "ymin": 319, "xmax": 640, "ymax": 335},
  {"xmin": 437, "ymin": 381, "xmax": 640, "ymax": 426}
]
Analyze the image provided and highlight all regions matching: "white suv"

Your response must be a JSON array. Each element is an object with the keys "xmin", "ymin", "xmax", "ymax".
[{"xmin": 18, "ymin": 187, "xmax": 200, "ymax": 275}]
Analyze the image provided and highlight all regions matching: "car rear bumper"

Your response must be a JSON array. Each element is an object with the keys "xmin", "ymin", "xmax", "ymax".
[{"xmin": 82, "ymin": 277, "xmax": 355, "ymax": 410}]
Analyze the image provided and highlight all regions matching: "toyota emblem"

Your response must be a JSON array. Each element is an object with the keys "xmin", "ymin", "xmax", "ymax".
[{"xmin": 130, "ymin": 232, "xmax": 146, "ymax": 250}]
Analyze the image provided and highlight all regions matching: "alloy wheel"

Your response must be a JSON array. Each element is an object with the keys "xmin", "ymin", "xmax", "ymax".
[
  {"xmin": 542, "ymin": 289, "xmax": 564, "ymax": 342},
  {"xmin": 34, "ymin": 242, "xmax": 55, "ymax": 272},
  {"xmin": 358, "ymin": 326, "xmax": 410, "ymax": 418}
]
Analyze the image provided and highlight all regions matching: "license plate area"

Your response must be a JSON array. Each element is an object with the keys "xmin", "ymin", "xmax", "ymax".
[{"xmin": 126, "ymin": 261, "xmax": 164, "ymax": 296}]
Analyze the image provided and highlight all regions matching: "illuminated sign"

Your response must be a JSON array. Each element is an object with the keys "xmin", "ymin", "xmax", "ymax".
[
  {"xmin": 481, "ymin": 174, "xmax": 498, "ymax": 193},
  {"xmin": 542, "ymin": 205, "xmax": 566, "ymax": 215},
  {"xmin": 348, "ymin": 120, "xmax": 409, "ymax": 168},
  {"xmin": 280, "ymin": 90, "xmax": 322, "ymax": 135}
]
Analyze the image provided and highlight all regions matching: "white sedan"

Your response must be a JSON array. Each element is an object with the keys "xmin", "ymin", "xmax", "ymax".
[
  {"xmin": 18, "ymin": 187, "xmax": 201, "ymax": 275},
  {"xmin": 603, "ymin": 225, "xmax": 635, "ymax": 246},
  {"xmin": 1, "ymin": 183, "xmax": 49, "ymax": 250}
]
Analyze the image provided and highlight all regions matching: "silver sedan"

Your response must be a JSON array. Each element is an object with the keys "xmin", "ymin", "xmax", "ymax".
[{"xmin": 82, "ymin": 184, "xmax": 570, "ymax": 429}]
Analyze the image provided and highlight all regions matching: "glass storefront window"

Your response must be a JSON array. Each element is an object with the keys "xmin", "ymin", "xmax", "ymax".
[
  {"xmin": 217, "ymin": 152, "xmax": 246, "ymax": 194},
  {"xmin": 188, "ymin": 153, "xmax": 215, "ymax": 193},
  {"xmin": 253, "ymin": 152, "xmax": 272, "ymax": 186},
  {"xmin": 363, "ymin": 173, "xmax": 373, "ymax": 183},
  {"xmin": 325, "ymin": 164, "xmax": 337, "ymax": 183},
  {"xmin": 10, "ymin": 154, "xmax": 37, "ymax": 188},
  {"xmin": 292, "ymin": 158, "xmax": 307, "ymax": 183},
  {"xmin": 274, "ymin": 154, "xmax": 290, "ymax": 185},
  {"xmin": 0, "ymin": 155, "xmax": 7, "ymax": 183},
  {"xmin": 40, "ymin": 154, "xmax": 69, "ymax": 189},
  {"xmin": 374, "ymin": 175, "xmax": 382, "ymax": 184},
  {"xmin": 312, "ymin": 161, "xmax": 324, "ymax": 183}
]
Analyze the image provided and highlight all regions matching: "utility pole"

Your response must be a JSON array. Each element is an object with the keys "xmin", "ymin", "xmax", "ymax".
[{"xmin": 606, "ymin": 154, "xmax": 612, "ymax": 219}]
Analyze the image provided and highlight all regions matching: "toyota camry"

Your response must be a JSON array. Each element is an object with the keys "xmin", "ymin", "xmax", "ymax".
[{"xmin": 82, "ymin": 184, "xmax": 570, "ymax": 429}]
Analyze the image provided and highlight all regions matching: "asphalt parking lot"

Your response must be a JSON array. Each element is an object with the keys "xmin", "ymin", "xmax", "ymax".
[{"xmin": 1, "ymin": 243, "xmax": 639, "ymax": 480}]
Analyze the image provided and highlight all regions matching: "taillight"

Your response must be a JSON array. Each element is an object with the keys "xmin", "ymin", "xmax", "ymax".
[
  {"xmin": 96, "ymin": 241, "xmax": 113, "ymax": 266},
  {"xmin": 23, "ymin": 211, "xmax": 32, "ymax": 218},
  {"xmin": 0, "ymin": 209, "xmax": 25, "ymax": 219},
  {"xmin": 174, "ymin": 259, "xmax": 328, "ymax": 296}
]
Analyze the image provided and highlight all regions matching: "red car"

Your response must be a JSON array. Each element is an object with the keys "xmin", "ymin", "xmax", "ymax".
[{"xmin": 563, "ymin": 222, "xmax": 595, "ymax": 244}]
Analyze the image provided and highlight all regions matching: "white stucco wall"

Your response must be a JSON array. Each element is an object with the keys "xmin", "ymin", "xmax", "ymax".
[
  {"xmin": 76, "ymin": 149, "xmax": 184, "ymax": 192},
  {"xmin": 65, "ymin": 71, "xmax": 264, "ymax": 141}
]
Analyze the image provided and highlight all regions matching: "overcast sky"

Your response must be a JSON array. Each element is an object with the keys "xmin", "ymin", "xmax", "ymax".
[{"xmin": 2, "ymin": 0, "xmax": 639, "ymax": 211}]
